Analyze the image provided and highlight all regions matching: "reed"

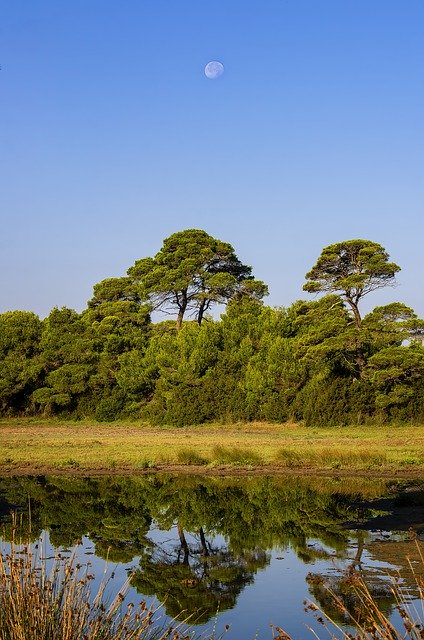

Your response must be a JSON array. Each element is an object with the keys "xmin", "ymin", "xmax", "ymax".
[
  {"xmin": 0, "ymin": 536, "xmax": 191, "ymax": 640},
  {"xmin": 273, "ymin": 540, "xmax": 424, "ymax": 639},
  {"xmin": 1, "ymin": 522, "xmax": 424, "ymax": 639}
]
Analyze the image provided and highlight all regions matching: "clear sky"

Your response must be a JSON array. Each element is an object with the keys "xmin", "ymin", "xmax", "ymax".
[{"xmin": 1, "ymin": 1, "xmax": 423, "ymax": 319}]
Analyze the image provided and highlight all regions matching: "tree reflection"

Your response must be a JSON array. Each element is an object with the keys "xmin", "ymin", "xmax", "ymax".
[
  {"xmin": 132, "ymin": 522, "xmax": 269, "ymax": 623},
  {"xmin": 0, "ymin": 473, "xmax": 408, "ymax": 625},
  {"xmin": 305, "ymin": 531, "xmax": 397, "ymax": 627},
  {"xmin": 304, "ymin": 485, "xmax": 424, "ymax": 626},
  {"xmin": 0, "ymin": 476, "xmax": 152, "ymax": 561}
]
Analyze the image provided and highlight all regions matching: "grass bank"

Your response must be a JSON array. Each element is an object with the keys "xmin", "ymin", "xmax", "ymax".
[{"xmin": 1, "ymin": 418, "xmax": 424, "ymax": 475}]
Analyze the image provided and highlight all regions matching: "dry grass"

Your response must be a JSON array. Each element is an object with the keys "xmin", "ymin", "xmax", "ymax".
[
  {"xmin": 275, "ymin": 447, "xmax": 387, "ymax": 469},
  {"xmin": 0, "ymin": 532, "xmax": 195, "ymax": 640},
  {"xmin": 0, "ymin": 418, "xmax": 424, "ymax": 473}
]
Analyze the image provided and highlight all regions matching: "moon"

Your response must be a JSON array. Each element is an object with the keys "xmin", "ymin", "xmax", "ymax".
[{"xmin": 204, "ymin": 61, "xmax": 224, "ymax": 79}]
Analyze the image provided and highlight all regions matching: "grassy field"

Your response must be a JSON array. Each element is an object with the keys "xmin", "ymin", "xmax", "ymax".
[{"xmin": 1, "ymin": 418, "xmax": 424, "ymax": 475}]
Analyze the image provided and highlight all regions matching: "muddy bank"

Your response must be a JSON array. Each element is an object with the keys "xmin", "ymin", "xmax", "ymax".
[{"xmin": 1, "ymin": 461, "xmax": 424, "ymax": 478}]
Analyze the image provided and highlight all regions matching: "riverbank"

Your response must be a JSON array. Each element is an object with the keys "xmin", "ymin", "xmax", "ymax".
[{"xmin": 1, "ymin": 418, "xmax": 424, "ymax": 476}]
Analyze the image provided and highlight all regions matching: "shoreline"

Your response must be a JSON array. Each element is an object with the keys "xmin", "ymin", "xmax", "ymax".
[{"xmin": 1, "ymin": 462, "xmax": 424, "ymax": 478}]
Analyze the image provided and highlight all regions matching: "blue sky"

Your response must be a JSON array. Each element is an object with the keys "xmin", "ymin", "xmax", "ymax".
[{"xmin": 1, "ymin": 1, "xmax": 423, "ymax": 318}]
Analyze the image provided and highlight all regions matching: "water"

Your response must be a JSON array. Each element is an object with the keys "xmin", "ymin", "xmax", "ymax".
[{"xmin": 1, "ymin": 474, "xmax": 423, "ymax": 639}]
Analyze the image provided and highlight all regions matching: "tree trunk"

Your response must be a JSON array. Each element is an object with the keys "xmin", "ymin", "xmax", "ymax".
[
  {"xmin": 346, "ymin": 298, "xmax": 366, "ymax": 376},
  {"xmin": 355, "ymin": 348, "xmax": 367, "ymax": 377},
  {"xmin": 197, "ymin": 300, "xmax": 206, "ymax": 325},
  {"xmin": 176, "ymin": 310, "xmax": 184, "ymax": 331},
  {"xmin": 346, "ymin": 298, "xmax": 362, "ymax": 329},
  {"xmin": 176, "ymin": 299, "xmax": 187, "ymax": 331},
  {"xmin": 177, "ymin": 522, "xmax": 189, "ymax": 565},
  {"xmin": 199, "ymin": 527, "xmax": 210, "ymax": 556}
]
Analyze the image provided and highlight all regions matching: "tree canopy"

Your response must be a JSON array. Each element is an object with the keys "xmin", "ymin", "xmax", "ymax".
[
  {"xmin": 1, "ymin": 232, "xmax": 423, "ymax": 426},
  {"xmin": 303, "ymin": 240, "xmax": 400, "ymax": 327},
  {"xmin": 127, "ymin": 229, "xmax": 268, "ymax": 330}
]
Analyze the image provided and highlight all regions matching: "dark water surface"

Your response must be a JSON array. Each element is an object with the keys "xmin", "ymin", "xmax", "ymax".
[{"xmin": 1, "ymin": 474, "xmax": 424, "ymax": 639}]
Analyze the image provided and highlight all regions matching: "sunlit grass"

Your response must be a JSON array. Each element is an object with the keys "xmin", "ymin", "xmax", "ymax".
[
  {"xmin": 211, "ymin": 445, "xmax": 263, "ymax": 466},
  {"xmin": 275, "ymin": 446, "xmax": 387, "ymax": 469},
  {"xmin": 176, "ymin": 448, "xmax": 209, "ymax": 465},
  {"xmin": 1, "ymin": 418, "xmax": 424, "ymax": 473}
]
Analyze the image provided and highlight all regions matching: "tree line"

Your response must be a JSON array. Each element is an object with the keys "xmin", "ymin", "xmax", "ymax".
[{"xmin": 1, "ymin": 229, "xmax": 424, "ymax": 425}]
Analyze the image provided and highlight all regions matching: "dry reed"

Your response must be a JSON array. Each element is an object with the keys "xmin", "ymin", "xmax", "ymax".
[
  {"xmin": 0, "ymin": 534, "xmax": 193, "ymax": 640},
  {"xmin": 2, "ymin": 520, "xmax": 424, "ymax": 639},
  {"xmin": 273, "ymin": 540, "xmax": 424, "ymax": 639}
]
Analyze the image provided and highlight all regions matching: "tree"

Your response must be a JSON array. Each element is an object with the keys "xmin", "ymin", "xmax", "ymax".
[
  {"xmin": 31, "ymin": 307, "xmax": 97, "ymax": 415},
  {"xmin": 127, "ymin": 229, "xmax": 268, "ymax": 330},
  {"xmin": 135, "ymin": 321, "xmax": 224, "ymax": 426},
  {"xmin": 303, "ymin": 240, "xmax": 400, "ymax": 328},
  {"xmin": 0, "ymin": 311, "xmax": 43, "ymax": 414},
  {"xmin": 87, "ymin": 277, "xmax": 143, "ymax": 306},
  {"xmin": 362, "ymin": 303, "xmax": 424, "ymax": 351},
  {"xmin": 84, "ymin": 277, "xmax": 152, "ymax": 420},
  {"xmin": 364, "ymin": 344, "xmax": 424, "ymax": 412}
]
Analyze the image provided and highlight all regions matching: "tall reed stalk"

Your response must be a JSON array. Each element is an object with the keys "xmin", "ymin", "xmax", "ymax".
[{"xmin": 0, "ymin": 535, "xmax": 190, "ymax": 640}]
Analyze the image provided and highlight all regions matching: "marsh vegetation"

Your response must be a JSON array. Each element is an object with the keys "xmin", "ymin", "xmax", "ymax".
[{"xmin": 1, "ymin": 420, "xmax": 424, "ymax": 474}]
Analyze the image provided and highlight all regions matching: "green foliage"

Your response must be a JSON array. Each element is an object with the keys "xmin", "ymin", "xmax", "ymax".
[
  {"xmin": 1, "ymin": 233, "xmax": 423, "ymax": 425},
  {"xmin": 304, "ymin": 239, "xmax": 400, "ymax": 327},
  {"xmin": 30, "ymin": 308, "xmax": 97, "ymax": 415},
  {"xmin": 365, "ymin": 345, "xmax": 424, "ymax": 415},
  {"xmin": 0, "ymin": 310, "xmax": 42, "ymax": 357},
  {"xmin": 139, "ymin": 321, "xmax": 224, "ymax": 426},
  {"xmin": 362, "ymin": 303, "xmax": 424, "ymax": 351},
  {"xmin": 0, "ymin": 311, "xmax": 43, "ymax": 413},
  {"xmin": 293, "ymin": 375, "xmax": 376, "ymax": 427},
  {"xmin": 127, "ymin": 229, "xmax": 267, "ymax": 329},
  {"xmin": 94, "ymin": 389, "xmax": 127, "ymax": 421}
]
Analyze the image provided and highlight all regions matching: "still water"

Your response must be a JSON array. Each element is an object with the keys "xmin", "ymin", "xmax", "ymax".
[{"xmin": 1, "ymin": 474, "xmax": 423, "ymax": 639}]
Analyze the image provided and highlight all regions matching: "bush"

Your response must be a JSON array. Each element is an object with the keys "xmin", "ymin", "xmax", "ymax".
[{"xmin": 95, "ymin": 390, "xmax": 126, "ymax": 422}]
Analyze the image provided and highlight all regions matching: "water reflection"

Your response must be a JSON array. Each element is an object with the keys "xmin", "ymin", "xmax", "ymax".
[
  {"xmin": 133, "ymin": 526, "xmax": 269, "ymax": 623},
  {"xmin": 0, "ymin": 474, "xmax": 423, "ymax": 633}
]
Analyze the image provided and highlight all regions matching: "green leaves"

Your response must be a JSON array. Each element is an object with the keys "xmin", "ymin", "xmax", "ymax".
[
  {"xmin": 0, "ymin": 311, "xmax": 42, "ymax": 358},
  {"xmin": 365, "ymin": 345, "xmax": 424, "ymax": 409},
  {"xmin": 304, "ymin": 240, "xmax": 400, "ymax": 327},
  {"xmin": 127, "ymin": 229, "xmax": 267, "ymax": 329},
  {"xmin": 0, "ymin": 311, "xmax": 42, "ymax": 412},
  {"xmin": 1, "ymin": 232, "xmax": 423, "ymax": 426}
]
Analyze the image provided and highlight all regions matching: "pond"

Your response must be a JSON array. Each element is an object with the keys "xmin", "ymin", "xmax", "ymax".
[{"xmin": 1, "ymin": 474, "xmax": 424, "ymax": 639}]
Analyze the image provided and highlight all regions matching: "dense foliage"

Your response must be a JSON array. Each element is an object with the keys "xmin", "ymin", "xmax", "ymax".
[{"xmin": 1, "ymin": 230, "xmax": 423, "ymax": 426}]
